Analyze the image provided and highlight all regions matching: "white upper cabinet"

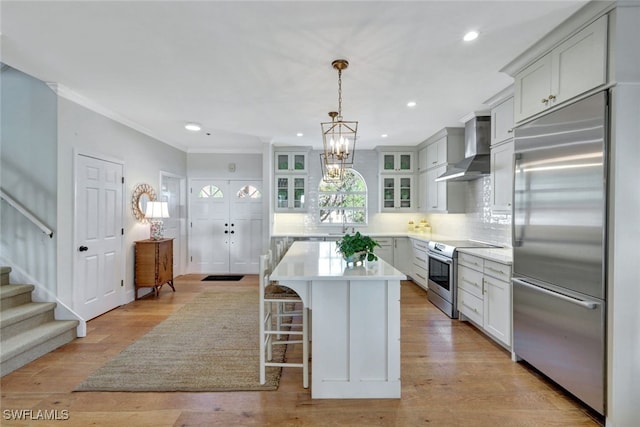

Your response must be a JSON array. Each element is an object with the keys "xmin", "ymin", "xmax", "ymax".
[
  {"xmin": 425, "ymin": 136, "xmax": 459, "ymax": 169},
  {"xmin": 274, "ymin": 149, "xmax": 309, "ymax": 212},
  {"xmin": 379, "ymin": 152, "xmax": 414, "ymax": 173},
  {"xmin": 514, "ymin": 15, "xmax": 607, "ymax": 123},
  {"xmin": 417, "ymin": 146, "xmax": 428, "ymax": 172},
  {"xmin": 490, "ymin": 140, "xmax": 514, "ymax": 212},
  {"xmin": 381, "ymin": 175, "xmax": 415, "ymax": 212},
  {"xmin": 275, "ymin": 151, "xmax": 307, "ymax": 173},
  {"xmin": 425, "ymin": 166, "xmax": 465, "ymax": 213},
  {"xmin": 491, "ymin": 96, "xmax": 515, "ymax": 146}
]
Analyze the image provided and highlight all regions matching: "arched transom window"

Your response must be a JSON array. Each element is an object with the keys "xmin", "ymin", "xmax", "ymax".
[
  {"xmin": 198, "ymin": 185, "xmax": 223, "ymax": 198},
  {"xmin": 318, "ymin": 169, "xmax": 367, "ymax": 225},
  {"xmin": 237, "ymin": 185, "xmax": 262, "ymax": 199}
]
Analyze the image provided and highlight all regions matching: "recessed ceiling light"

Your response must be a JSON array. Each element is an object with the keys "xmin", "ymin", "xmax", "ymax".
[
  {"xmin": 381, "ymin": 134, "xmax": 388, "ymax": 138},
  {"xmin": 407, "ymin": 101, "xmax": 417, "ymax": 108},
  {"xmin": 297, "ymin": 132, "xmax": 304, "ymax": 137},
  {"xmin": 463, "ymin": 31, "xmax": 479, "ymax": 42},
  {"xmin": 185, "ymin": 122, "xmax": 201, "ymax": 132}
]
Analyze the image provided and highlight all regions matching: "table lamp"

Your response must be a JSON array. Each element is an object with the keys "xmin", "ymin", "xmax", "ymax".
[{"xmin": 145, "ymin": 201, "xmax": 169, "ymax": 240}]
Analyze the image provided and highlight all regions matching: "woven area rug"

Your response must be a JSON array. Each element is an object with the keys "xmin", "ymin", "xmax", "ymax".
[{"xmin": 75, "ymin": 288, "xmax": 285, "ymax": 392}]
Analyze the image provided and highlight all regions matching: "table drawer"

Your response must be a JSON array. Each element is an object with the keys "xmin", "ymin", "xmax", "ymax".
[
  {"xmin": 484, "ymin": 259, "xmax": 512, "ymax": 282},
  {"xmin": 458, "ymin": 265, "xmax": 484, "ymax": 298},
  {"xmin": 458, "ymin": 289, "xmax": 483, "ymax": 325},
  {"xmin": 458, "ymin": 252, "xmax": 483, "ymax": 270}
]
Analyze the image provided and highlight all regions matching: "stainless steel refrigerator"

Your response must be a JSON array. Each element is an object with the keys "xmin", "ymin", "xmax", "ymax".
[{"xmin": 512, "ymin": 91, "xmax": 607, "ymax": 415}]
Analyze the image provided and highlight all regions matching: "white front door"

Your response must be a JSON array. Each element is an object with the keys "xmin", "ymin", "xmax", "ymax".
[
  {"xmin": 190, "ymin": 179, "xmax": 230, "ymax": 273},
  {"xmin": 74, "ymin": 154, "xmax": 123, "ymax": 320},
  {"xmin": 189, "ymin": 179, "xmax": 263, "ymax": 274},
  {"xmin": 229, "ymin": 181, "xmax": 263, "ymax": 274}
]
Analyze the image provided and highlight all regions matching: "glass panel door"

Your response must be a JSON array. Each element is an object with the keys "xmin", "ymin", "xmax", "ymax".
[
  {"xmin": 293, "ymin": 154, "xmax": 305, "ymax": 171},
  {"xmin": 293, "ymin": 177, "xmax": 305, "ymax": 208},
  {"xmin": 400, "ymin": 154, "xmax": 411, "ymax": 171},
  {"xmin": 400, "ymin": 177, "xmax": 411, "ymax": 208},
  {"xmin": 383, "ymin": 177, "xmax": 395, "ymax": 208},
  {"xmin": 276, "ymin": 154, "xmax": 289, "ymax": 171},
  {"xmin": 277, "ymin": 177, "xmax": 289, "ymax": 208}
]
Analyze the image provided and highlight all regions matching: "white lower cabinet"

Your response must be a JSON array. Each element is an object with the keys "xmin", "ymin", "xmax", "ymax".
[
  {"xmin": 376, "ymin": 238, "xmax": 395, "ymax": 265},
  {"xmin": 409, "ymin": 238, "xmax": 429, "ymax": 290},
  {"xmin": 457, "ymin": 252, "xmax": 512, "ymax": 348},
  {"xmin": 393, "ymin": 237, "xmax": 413, "ymax": 276}
]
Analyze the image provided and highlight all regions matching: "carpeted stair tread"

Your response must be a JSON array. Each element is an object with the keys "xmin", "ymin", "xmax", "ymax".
[
  {"xmin": 0, "ymin": 301, "xmax": 57, "ymax": 328},
  {"xmin": 1, "ymin": 320, "xmax": 79, "ymax": 362},
  {"xmin": 0, "ymin": 284, "xmax": 35, "ymax": 299}
]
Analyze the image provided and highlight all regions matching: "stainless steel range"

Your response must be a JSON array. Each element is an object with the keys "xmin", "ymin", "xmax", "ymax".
[{"xmin": 427, "ymin": 240, "xmax": 498, "ymax": 318}]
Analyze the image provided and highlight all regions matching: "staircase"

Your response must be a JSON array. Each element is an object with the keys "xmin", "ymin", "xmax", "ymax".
[{"xmin": 1, "ymin": 266, "xmax": 79, "ymax": 376}]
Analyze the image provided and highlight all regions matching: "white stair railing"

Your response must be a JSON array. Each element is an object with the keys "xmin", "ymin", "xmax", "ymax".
[{"xmin": 0, "ymin": 188, "xmax": 54, "ymax": 238}]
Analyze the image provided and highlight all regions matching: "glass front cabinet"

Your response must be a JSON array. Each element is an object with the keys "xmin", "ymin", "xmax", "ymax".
[
  {"xmin": 380, "ymin": 152, "xmax": 414, "ymax": 173},
  {"xmin": 275, "ymin": 152, "xmax": 307, "ymax": 173},
  {"xmin": 274, "ymin": 149, "xmax": 308, "ymax": 212},
  {"xmin": 275, "ymin": 175, "xmax": 306, "ymax": 211},
  {"xmin": 381, "ymin": 175, "xmax": 414, "ymax": 212}
]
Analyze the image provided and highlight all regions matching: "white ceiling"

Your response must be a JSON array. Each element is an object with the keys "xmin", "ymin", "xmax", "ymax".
[{"xmin": 1, "ymin": 1, "xmax": 589, "ymax": 153}]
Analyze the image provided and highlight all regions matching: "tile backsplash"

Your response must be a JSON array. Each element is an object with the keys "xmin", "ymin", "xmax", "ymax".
[{"xmin": 273, "ymin": 150, "xmax": 511, "ymax": 247}]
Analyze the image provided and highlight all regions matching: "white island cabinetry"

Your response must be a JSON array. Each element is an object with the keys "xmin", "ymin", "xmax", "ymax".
[{"xmin": 270, "ymin": 241, "xmax": 404, "ymax": 399}]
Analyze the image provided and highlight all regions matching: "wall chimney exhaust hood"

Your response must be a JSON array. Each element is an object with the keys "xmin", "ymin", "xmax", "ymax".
[{"xmin": 435, "ymin": 114, "xmax": 491, "ymax": 182}]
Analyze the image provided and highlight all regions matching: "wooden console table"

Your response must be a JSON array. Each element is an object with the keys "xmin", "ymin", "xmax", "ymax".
[{"xmin": 134, "ymin": 238, "xmax": 175, "ymax": 299}]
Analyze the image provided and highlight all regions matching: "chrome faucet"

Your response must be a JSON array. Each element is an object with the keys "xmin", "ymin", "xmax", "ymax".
[{"xmin": 341, "ymin": 212, "xmax": 348, "ymax": 234}]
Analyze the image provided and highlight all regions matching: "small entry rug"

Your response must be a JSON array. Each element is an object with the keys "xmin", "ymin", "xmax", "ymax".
[
  {"xmin": 202, "ymin": 275, "xmax": 244, "ymax": 281},
  {"xmin": 75, "ymin": 288, "xmax": 284, "ymax": 392}
]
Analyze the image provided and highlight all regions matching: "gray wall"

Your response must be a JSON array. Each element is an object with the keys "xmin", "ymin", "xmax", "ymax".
[
  {"xmin": 187, "ymin": 152, "xmax": 263, "ymax": 179},
  {"xmin": 56, "ymin": 97, "xmax": 187, "ymax": 307},
  {"xmin": 0, "ymin": 66, "xmax": 58, "ymax": 294}
]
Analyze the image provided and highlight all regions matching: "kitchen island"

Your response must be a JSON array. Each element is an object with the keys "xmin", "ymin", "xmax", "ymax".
[{"xmin": 270, "ymin": 241, "xmax": 405, "ymax": 399}]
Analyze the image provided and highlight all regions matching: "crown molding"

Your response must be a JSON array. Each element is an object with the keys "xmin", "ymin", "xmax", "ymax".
[
  {"xmin": 186, "ymin": 147, "xmax": 264, "ymax": 155},
  {"xmin": 45, "ymin": 82, "xmax": 188, "ymax": 153}
]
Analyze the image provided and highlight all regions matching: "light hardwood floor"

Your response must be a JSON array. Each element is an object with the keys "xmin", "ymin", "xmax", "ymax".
[{"xmin": 1, "ymin": 275, "xmax": 603, "ymax": 426}]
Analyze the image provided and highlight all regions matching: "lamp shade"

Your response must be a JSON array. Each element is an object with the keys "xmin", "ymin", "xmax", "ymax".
[{"xmin": 145, "ymin": 201, "xmax": 169, "ymax": 219}]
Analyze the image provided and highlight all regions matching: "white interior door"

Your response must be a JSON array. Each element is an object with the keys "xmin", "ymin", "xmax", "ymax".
[
  {"xmin": 160, "ymin": 174, "xmax": 184, "ymax": 274},
  {"xmin": 189, "ymin": 179, "xmax": 263, "ymax": 274},
  {"xmin": 74, "ymin": 154, "xmax": 123, "ymax": 320}
]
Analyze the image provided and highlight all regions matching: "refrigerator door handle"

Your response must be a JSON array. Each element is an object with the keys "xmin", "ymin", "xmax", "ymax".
[{"xmin": 512, "ymin": 278, "xmax": 598, "ymax": 310}]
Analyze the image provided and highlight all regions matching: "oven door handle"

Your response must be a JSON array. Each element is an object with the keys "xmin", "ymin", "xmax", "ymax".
[{"xmin": 427, "ymin": 252, "xmax": 453, "ymax": 265}]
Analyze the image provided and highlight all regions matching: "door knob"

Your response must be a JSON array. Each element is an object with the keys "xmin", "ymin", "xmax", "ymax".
[
  {"xmin": 230, "ymin": 231, "xmax": 235, "ymax": 234},
  {"xmin": 224, "ymin": 230, "xmax": 228, "ymax": 234},
  {"xmin": 231, "ymin": 223, "xmax": 234, "ymax": 227},
  {"xmin": 225, "ymin": 223, "xmax": 228, "ymax": 226},
  {"xmin": 78, "ymin": 246, "xmax": 88, "ymax": 252}
]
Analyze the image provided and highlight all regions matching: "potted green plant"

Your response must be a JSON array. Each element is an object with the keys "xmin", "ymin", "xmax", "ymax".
[{"xmin": 336, "ymin": 232, "xmax": 380, "ymax": 266}]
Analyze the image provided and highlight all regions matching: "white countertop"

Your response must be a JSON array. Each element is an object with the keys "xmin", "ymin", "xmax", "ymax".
[
  {"xmin": 270, "ymin": 241, "xmax": 406, "ymax": 281},
  {"xmin": 457, "ymin": 247, "xmax": 513, "ymax": 265},
  {"xmin": 272, "ymin": 232, "xmax": 432, "ymax": 242}
]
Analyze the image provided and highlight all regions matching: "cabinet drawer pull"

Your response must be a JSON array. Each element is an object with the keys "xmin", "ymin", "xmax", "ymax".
[
  {"xmin": 548, "ymin": 94, "xmax": 556, "ymax": 101},
  {"xmin": 486, "ymin": 266, "xmax": 506, "ymax": 275},
  {"xmin": 462, "ymin": 302, "xmax": 478, "ymax": 314},
  {"xmin": 541, "ymin": 98, "xmax": 549, "ymax": 104},
  {"xmin": 463, "ymin": 278, "xmax": 480, "ymax": 288}
]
